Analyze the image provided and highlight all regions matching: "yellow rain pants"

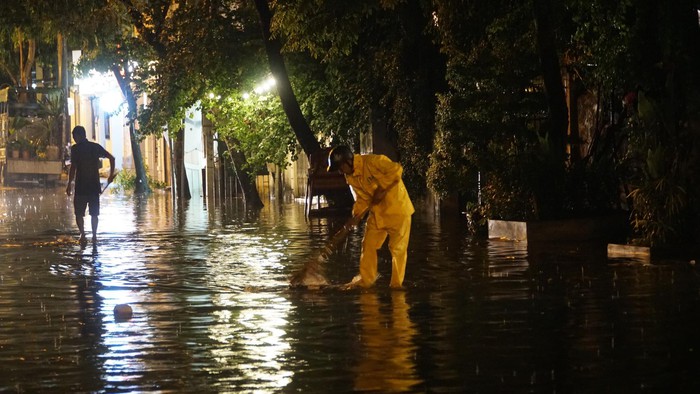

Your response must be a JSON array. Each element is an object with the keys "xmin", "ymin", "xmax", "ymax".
[{"xmin": 345, "ymin": 154, "xmax": 414, "ymax": 288}]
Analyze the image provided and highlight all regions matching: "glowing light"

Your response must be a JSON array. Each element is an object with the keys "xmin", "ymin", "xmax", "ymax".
[
  {"xmin": 100, "ymin": 90, "xmax": 125, "ymax": 114},
  {"xmin": 250, "ymin": 76, "xmax": 277, "ymax": 96},
  {"xmin": 75, "ymin": 70, "xmax": 120, "ymax": 97}
]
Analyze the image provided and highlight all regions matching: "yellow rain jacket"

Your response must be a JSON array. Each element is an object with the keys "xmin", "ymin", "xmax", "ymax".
[{"xmin": 345, "ymin": 154, "xmax": 414, "ymax": 287}]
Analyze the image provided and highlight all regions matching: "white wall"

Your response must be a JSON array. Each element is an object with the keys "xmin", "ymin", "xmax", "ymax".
[
  {"xmin": 184, "ymin": 107, "xmax": 205, "ymax": 197},
  {"xmin": 108, "ymin": 109, "xmax": 125, "ymax": 170}
]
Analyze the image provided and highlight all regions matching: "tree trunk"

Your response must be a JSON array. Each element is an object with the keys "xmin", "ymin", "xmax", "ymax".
[
  {"xmin": 17, "ymin": 32, "xmax": 35, "ymax": 103},
  {"xmin": 174, "ymin": 127, "xmax": 191, "ymax": 200},
  {"xmin": 18, "ymin": 33, "xmax": 24, "ymax": 88},
  {"xmin": 58, "ymin": 33, "xmax": 71, "ymax": 151},
  {"xmin": 532, "ymin": 0, "xmax": 569, "ymax": 219},
  {"xmin": 221, "ymin": 138, "xmax": 264, "ymax": 209},
  {"xmin": 0, "ymin": 63, "xmax": 17, "ymax": 86},
  {"xmin": 111, "ymin": 65, "xmax": 151, "ymax": 195},
  {"xmin": 21, "ymin": 39, "xmax": 36, "ymax": 91},
  {"xmin": 253, "ymin": 0, "xmax": 321, "ymax": 156},
  {"xmin": 533, "ymin": 0, "xmax": 568, "ymax": 156},
  {"xmin": 217, "ymin": 138, "xmax": 228, "ymax": 200},
  {"xmin": 129, "ymin": 122, "xmax": 151, "ymax": 194}
]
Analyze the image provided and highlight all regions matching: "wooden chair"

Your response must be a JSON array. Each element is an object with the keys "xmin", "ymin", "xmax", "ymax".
[{"xmin": 305, "ymin": 147, "xmax": 353, "ymax": 216}]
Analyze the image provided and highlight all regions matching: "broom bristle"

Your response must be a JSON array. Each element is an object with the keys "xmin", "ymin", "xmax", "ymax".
[
  {"xmin": 289, "ymin": 208, "xmax": 368, "ymax": 287},
  {"xmin": 290, "ymin": 253, "xmax": 328, "ymax": 286}
]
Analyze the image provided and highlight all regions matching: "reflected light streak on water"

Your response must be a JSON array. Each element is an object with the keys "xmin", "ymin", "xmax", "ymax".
[
  {"xmin": 206, "ymin": 226, "xmax": 295, "ymax": 390},
  {"xmin": 86, "ymin": 195, "xmax": 155, "ymax": 388},
  {"xmin": 208, "ymin": 292, "xmax": 293, "ymax": 389}
]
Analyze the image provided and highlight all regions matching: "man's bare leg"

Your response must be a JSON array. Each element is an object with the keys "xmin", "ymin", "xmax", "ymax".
[
  {"xmin": 76, "ymin": 216, "xmax": 87, "ymax": 243},
  {"xmin": 91, "ymin": 216, "xmax": 98, "ymax": 243}
]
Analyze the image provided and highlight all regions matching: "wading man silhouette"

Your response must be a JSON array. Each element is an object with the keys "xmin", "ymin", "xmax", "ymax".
[{"xmin": 65, "ymin": 125, "xmax": 116, "ymax": 244}]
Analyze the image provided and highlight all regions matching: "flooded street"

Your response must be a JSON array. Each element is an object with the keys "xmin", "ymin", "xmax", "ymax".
[{"xmin": 1, "ymin": 187, "xmax": 699, "ymax": 393}]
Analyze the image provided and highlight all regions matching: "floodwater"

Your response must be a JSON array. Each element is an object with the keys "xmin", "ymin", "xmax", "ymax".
[{"xmin": 1, "ymin": 187, "xmax": 699, "ymax": 393}]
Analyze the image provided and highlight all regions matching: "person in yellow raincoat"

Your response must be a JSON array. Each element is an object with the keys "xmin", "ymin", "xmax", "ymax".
[{"xmin": 327, "ymin": 145, "xmax": 414, "ymax": 288}]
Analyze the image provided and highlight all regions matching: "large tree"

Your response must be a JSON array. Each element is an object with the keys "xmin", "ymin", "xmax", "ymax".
[
  {"xmin": 72, "ymin": 0, "xmax": 287, "ymax": 206},
  {"xmin": 0, "ymin": 1, "xmax": 38, "ymax": 94},
  {"xmin": 0, "ymin": 1, "xmax": 73, "ymax": 97},
  {"xmin": 72, "ymin": 0, "xmax": 152, "ymax": 195},
  {"xmin": 569, "ymin": 0, "xmax": 700, "ymax": 247},
  {"xmin": 0, "ymin": 0, "xmax": 103, "ymax": 147},
  {"xmin": 266, "ymin": 0, "xmax": 444, "ymax": 195},
  {"xmin": 426, "ymin": 0, "xmax": 700, "ymax": 245},
  {"xmin": 253, "ymin": 0, "xmax": 321, "ymax": 156},
  {"xmin": 428, "ymin": 0, "xmax": 547, "ymax": 218},
  {"xmin": 167, "ymin": 0, "xmax": 268, "ymax": 207}
]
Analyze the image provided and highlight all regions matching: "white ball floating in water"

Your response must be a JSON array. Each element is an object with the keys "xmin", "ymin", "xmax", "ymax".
[{"xmin": 113, "ymin": 304, "xmax": 133, "ymax": 321}]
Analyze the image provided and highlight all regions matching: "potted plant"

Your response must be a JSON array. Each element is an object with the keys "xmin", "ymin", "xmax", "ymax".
[
  {"xmin": 19, "ymin": 138, "xmax": 33, "ymax": 159},
  {"xmin": 45, "ymin": 145, "xmax": 59, "ymax": 160},
  {"xmin": 7, "ymin": 139, "xmax": 21, "ymax": 159},
  {"xmin": 34, "ymin": 144, "xmax": 48, "ymax": 160}
]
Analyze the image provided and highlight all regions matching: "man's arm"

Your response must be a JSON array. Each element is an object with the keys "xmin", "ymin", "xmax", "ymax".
[
  {"xmin": 371, "ymin": 156, "xmax": 403, "ymax": 204},
  {"xmin": 97, "ymin": 143, "xmax": 117, "ymax": 183},
  {"xmin": 66, "ymin": 164, "xmax": 76, "ymax": 195},
  {"xmin": 106, "ymin": 152, "xmax": 116, "ymax": 183}
]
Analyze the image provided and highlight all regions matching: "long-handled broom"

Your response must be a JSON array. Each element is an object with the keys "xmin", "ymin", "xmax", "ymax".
[
  {"xmin": 289, "ymin": 207, "xmax": 370, "ymax": 288},
  {"xmin": 100, "ymin": 170, "xmax": 119, "ymax": 194}
]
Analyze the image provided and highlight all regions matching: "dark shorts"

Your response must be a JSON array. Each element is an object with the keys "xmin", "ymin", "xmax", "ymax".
[{"xmin": 74, "ymin": 194, "xmax": 100, "ymax": 217}]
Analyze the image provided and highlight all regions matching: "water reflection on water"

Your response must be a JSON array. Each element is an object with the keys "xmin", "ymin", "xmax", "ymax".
[{"xmin": 1, "ymin": 187, "xmax": 699, "ymax": 392}]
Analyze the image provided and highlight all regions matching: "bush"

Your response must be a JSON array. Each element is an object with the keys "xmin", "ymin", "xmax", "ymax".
[{"xmin": 113, "ymin": 169, "xmax": 166, "ymax": 192}]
